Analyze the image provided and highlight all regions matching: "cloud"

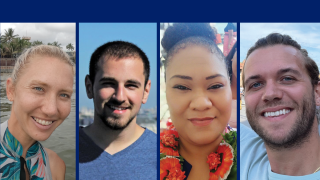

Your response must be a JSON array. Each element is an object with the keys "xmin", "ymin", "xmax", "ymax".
[
  {"xmin": 1, "ymin": 23, "xmax": 75, "ymax": 51},
  {"xmin": 240, "ymin": 23, "xmax": 320, "ymax": 67}
]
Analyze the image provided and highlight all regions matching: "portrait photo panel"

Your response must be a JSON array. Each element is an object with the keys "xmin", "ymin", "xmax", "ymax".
[
  {"xmin": 0, "ymin": 23, "xmax": 76, "ymax": 180},
  {"xmin": 240, "ymin": 23, "xmax": 320, "ymax": 179},
  {"xmin": 160, "ymin": 23, "xmax": 237, "ymax": 180},
  {"xmin": 78, "ymin": 23, "xmax": 157, "ymax": 180}
]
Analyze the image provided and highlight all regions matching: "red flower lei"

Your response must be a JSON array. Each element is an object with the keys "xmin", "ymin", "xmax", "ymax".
[{"xmin": 160, "ymin": 122, "xmax": 236, "ymax": 180}]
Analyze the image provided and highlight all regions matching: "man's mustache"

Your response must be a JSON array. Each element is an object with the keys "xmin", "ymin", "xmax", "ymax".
[{"xmin": 101, "ymin": 98, "xmax": 132, "ymax": 109}]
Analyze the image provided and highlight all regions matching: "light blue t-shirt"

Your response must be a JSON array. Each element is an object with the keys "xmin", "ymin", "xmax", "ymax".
[{"xmin": 240, "ymin": 123, "xmax": 320, "ymax": 180}]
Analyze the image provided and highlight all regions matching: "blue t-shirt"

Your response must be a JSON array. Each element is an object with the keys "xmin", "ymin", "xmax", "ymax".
[
  {"xmin": 79, "ymin": 128, "xmax": 157, "ymax": 180},
  {"xmin": 240, "ymin": 123, "xmax": 320, "ymax": 180}
]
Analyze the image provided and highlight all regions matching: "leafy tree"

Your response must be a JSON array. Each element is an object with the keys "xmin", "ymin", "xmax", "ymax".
[
  {"xmin": 66, "ymin": 43, "xmax": 74, "ymax": 51},
  {"xmin": 32, "ymin": 40, "xmax": 43, "ymax": 46},
  {"xmin": 48, "ymin": 41, "xmax": 62, "ymax": 48},
  {"xmin": 1, "ymin": 28, "xmax": 18, "ymax": 43},
  {"xmin": 13, "ymin": 38, "xmax": 31, "ymax": 53}
]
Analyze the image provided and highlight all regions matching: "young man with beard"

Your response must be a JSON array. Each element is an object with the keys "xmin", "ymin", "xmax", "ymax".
[
  {"xmin": 240, "ymin": 33, "xmax": 320, "ymax": 180},
  {"xmin": 79, "ymin": 41, "xmax": 156, "ymax": 179}
]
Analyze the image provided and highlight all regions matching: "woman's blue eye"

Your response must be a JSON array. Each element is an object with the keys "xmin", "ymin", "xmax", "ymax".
[
  {"xmin": 34, "ymin": 87, "xmax": 43, "ymax": 91},
  {"xmin": 173, "ymin": 85, "xmax": 190, "ymax": 90},
  {"xmin": 208, "ymin": 84, "xmax": 223, "ymax": 89}
]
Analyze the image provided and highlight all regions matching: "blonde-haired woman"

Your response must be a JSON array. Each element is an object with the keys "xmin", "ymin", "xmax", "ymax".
[{"xmin": 0, "ymin": 45, "xmax": 74, "ymax": 180}]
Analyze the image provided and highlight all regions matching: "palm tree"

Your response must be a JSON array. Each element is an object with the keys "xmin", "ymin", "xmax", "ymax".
[
  {"xmin": 48, "ymin": 41, "xmax": 62, "ymax": 49},
  {"xmin": 13, "ymin": 38, "xmax": 31, "ymax": 54},
  {"xmin": 0, "ymin": 43, "xmax": 5, "ymax": 58},
  {"xmin": 1, "ymin": 28, "xmax": 18, "ymax": 43},
  {"xmin": 66, "ymin": 43, "xmax": 74, "ymax": 51},
  {"xmin": 32, "ymin": 40, "xmax": 43, "ymax": 46},
  {"xmin": 2, "ymin": 41, "xmax": 19, "ymax": 58}
]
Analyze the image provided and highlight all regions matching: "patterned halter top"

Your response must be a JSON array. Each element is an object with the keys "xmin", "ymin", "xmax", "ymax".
[{"xmin": 0, "ymin": 120, "xmax": 52, "ymax": 180}]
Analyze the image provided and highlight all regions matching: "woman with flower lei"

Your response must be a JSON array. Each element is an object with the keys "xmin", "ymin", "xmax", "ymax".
[{"xmin": 160, "ymin": 23, "xmax": 237, "ymax": 180}]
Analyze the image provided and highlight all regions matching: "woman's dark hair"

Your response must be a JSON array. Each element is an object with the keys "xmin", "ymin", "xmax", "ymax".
[
  {"xmin": 225, "ymin": 42, "xmax": 237, "ymax": 81},
  {"xmin": 161, "ymin": 23, "xmax": 230, "ymax": 80}
]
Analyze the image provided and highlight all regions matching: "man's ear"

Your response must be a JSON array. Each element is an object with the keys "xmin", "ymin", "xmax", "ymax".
[
  {"xmin": 85, "ymin": 75, "xmax": 94, "ymax": 99},
  {"xmin": 6, "ymin": 78, "xmax": 14, "ymax": 102},
  {"xmin": 315, "ymin": 81, "xmax": 320, "ymax": 106},
  {"xmin": 142, "ymin": 80, "xmax": 151, "ymax": 104}
]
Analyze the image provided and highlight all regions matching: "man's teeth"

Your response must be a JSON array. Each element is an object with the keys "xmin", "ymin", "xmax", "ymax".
[
  {"xmin": 264, "ymin": 109, "xmax": 291, "ymax": 117},
  {"xmin": 33, "ymin": 117, "xmax": 53, "ymax": 126},
  {"xmin": 110, "ymin": 106, "xmax": 127, "ymax": 110}
]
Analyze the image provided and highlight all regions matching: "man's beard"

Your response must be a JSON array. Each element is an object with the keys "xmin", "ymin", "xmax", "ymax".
[
  {"xmin": 98, "ymin": 102, "xmax": 137, "ymax": 130},
  {"xmin": 246, "ymin": 93, "xmax": 316, "ymax": 150},
  {"xmin": 99, "ymin": 112, "xmax": 136, "ymax": 130}
]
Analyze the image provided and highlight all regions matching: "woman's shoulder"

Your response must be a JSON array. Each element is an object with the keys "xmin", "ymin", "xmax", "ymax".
[{"xmin": 44, "ymin": 147, "xmax": 66, "ymax": 180}]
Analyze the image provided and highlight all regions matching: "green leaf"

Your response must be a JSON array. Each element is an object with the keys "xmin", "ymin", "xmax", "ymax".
[{"xmin": 160, "ymin": 153, "xmax": 166, "ymax": 159}]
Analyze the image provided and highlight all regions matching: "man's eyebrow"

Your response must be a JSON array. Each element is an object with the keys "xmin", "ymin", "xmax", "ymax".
[
  {"xmin": 277, "ymin": 68, "xmax": 301, "ymax": 76},
  {"xmin": 127, "ymin": 79, "xmax": 141, "ymax": 87},
  {"xmin": 99, "ymin": 77, "xmax": 116, "ymax": 82},
  {"xmin": 206, "ymin": 74, "xmax": 225, "ymax": 80},
  {"xmin": 170, "ymin": 75, "xmax": 192, "ymax": 80},
  {"xmin": 244, "ymin": 75, "xmax": 261, "ymax": 87}
]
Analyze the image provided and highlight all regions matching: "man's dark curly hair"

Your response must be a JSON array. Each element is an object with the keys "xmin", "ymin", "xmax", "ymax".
[
  {"xmin": 89, "ymin": 41, "xmax": 150, "ymax": 87},
  {"xmin": 161, "ymin": 23, "xmax": 230, "ymax": 80},
  {"xmin": 243, "ymin": 33, "xmax": 319, "ymax": 89}
]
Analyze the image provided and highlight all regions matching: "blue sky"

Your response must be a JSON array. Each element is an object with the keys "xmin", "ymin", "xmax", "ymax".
[
  {"xmin": 213, "ymin": 23, "xmax": 228, "ymax": 34},
  {"xmin": 240, "ymin": 23, "xmax": 320, "ymax": 68},
  {"xmin": 79, "ymin": 23, "xmax": 157, "ymax": 110}
]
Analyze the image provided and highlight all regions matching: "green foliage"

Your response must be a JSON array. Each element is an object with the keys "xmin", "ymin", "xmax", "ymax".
[
  {"xmin": 222, "ymin": 131, "xmax": 237, "ymax": 180},
  {"xmin": 32, "ymin": 40, "xmax": 43, "ymax": 46},
  {"xmin": 160, "ymin": 153, "xmax": 166, "ymax": 159},
  {"xmin": 66, "ymin": 43, "xmax": 74, "ymax": 51},
  {"xmin": 48, "ymin": 41, "xmax": 62, "ymax": 48},
  {"xmin": 0, "ymin": 28, "xmax": 32, "ymax": 58}
]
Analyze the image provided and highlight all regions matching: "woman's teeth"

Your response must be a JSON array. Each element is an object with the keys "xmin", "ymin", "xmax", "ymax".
[
  {"xmin": 264, "ymin": 109, "xmax": 291, "ymax": 117},
  {"xmin": 33, "ymin": 117, "xmax": 53, "ymax": 126}
]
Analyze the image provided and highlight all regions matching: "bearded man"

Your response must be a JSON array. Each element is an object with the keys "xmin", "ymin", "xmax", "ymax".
[
  {"xmin": 241, "ymin": 33, "xmax": 320, "ymax": 180},
  {"xmin": 79, "ymin": 41, "xmax": 156, "ymax": 179}
]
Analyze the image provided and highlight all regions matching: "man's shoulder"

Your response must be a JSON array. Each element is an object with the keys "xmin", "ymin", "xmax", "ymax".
[
  {"xmin": 143, "ymin": 128, "xmax": 157, "ymax": 140},
  {"xmin": 240, "ymin": 123, "xmax": 269, "ymax": 180},
  {"xmin": 136, "ymin": 128, "xmax": 157, "ymax": 149},
  {"xmin": 240, "ymin": 123, "xmax": 265, "ymax": 151},
  {"xmin": 240, "ymin": 123, "xmax": 258, "ymax": 139},
  {"xmin": 79, "ymin": 128, "xmax": 105, "ymax": 164},
  {"xmin": 79, "ymin": 128, "xmax": 92, "ymax": 146}
]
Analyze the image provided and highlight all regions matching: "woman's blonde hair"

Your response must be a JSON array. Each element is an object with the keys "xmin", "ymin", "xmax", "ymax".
[{"xmin": 12, "ymin": 45, "xmax": 75, "ymax": 84}]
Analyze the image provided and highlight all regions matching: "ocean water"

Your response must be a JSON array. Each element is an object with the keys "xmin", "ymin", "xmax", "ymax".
[{"xmin": 0, "ymin": 73, "xmax": 76, "ymax": 180}]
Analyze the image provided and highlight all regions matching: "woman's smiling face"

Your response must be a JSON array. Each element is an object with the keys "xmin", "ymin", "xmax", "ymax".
[
  {"xmin": 7, "ymin": 55, "xmax": 74, "ymax": 141},
  {"xmin": 166, "ymin": 45, "xmax": 232, "ymax": 145}
]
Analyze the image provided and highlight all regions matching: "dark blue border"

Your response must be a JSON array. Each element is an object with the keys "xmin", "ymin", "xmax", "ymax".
[
  {"xmin": 237, "ymin": 22, "xmax": 240, "ymax": 180},
  {"xmin": 157, "ymin": 22, "xmax": 161, "ymax": 180},
  {"xmin": 76, "ymin": 22, "xmax": 79, "ymax": 180}
]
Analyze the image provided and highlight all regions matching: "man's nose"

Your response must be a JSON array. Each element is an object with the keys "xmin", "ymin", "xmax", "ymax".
[
  {"xmin": 262, "ymin": 81, "xmax": 283, "ymax": 102},
  {"xmin": 114, "ymin": 85, "xmax": 127, "ymax": 102}
]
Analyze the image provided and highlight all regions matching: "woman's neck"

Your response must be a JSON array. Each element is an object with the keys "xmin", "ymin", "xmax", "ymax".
[
  {"xmin": 8, "ymin": 112, "xmax": 36, "ymax": 158},
  {"xmin": 179, "ymin": 135, "xmax": 223, "ymax": 166}
]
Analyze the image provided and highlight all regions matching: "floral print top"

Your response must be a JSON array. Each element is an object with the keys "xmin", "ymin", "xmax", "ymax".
[{"xmin": 0, "ymin": 120, "xmax": 52, "ymax": 180}]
